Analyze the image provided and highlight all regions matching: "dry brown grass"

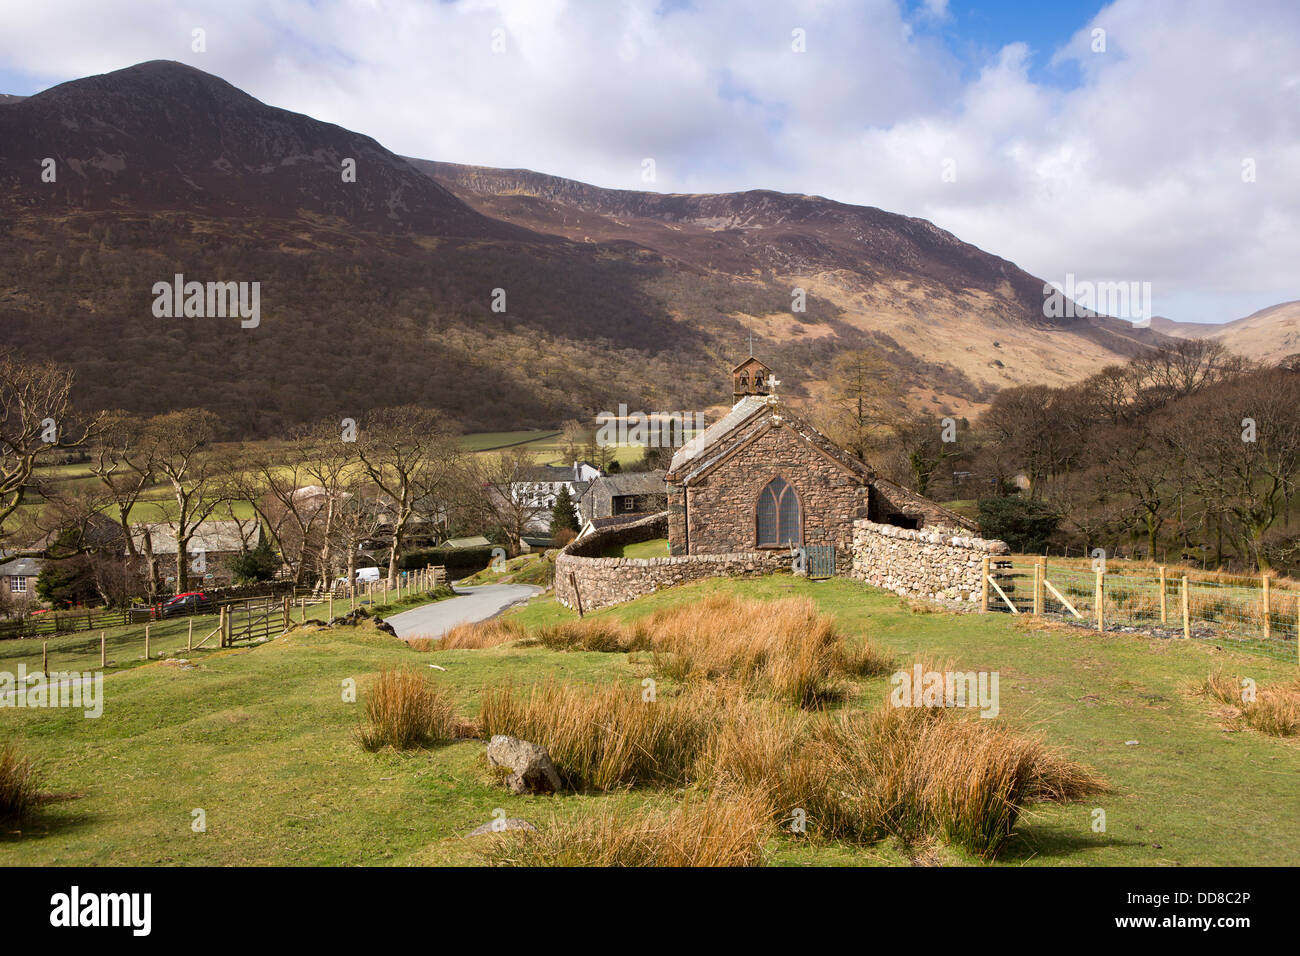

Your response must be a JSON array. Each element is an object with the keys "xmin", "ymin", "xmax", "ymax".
[
  {"xmin": 1193, "ymin": 670, "xmax": 1300, "ymax": 737},
  {"xmin": 481, "ymin": 788, "xmax": 773, "ymax": 867},
  {"xmin": 435, "ymin": 618, "xmax": 529, "ymax": 650},
  {"xmin": 643, "ymin": 595, "xmax": 878, "ymax": 707},
  {"xmin": 479, "ymin": 680, "xmax": 731, "ymax": 790},
  {"xmin": 701, "ymin": 700, "xmax": 1104, "ymax": 858},
  {"xmin": 437, "ymin": 597, "xmax": 887, "ymax": 709},
  {"xmin": 406, "ymin": 637, "xmax": 434, "ymax": 652},
  {"xmin": 357, "ymin": 669, "xmax": 465, "ymax": 751},
  {"xmin": 532, "ymin": 619, "xmax": 648, "ymax": 653},
  {"xmin": 0, "ymin": 742, "xmax": 41, "ymax": 824}
]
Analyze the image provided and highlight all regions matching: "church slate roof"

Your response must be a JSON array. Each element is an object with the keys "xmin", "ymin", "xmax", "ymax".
[
  {"xmin": 666, "ymin": 396, "xmax": 769, "ymax": 476},
  {"xmin": 666, "ymin": 397, "xmax": 875, "ymax": 486}
]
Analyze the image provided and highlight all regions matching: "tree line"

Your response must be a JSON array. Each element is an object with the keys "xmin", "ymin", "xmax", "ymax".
[
  {"xmin": 0, "ymin": 356, "xmax": 586, "ymax": 610},
  {"xmin": 824, "ymin": 340, "xmax": 1300, "ymax": 572}
]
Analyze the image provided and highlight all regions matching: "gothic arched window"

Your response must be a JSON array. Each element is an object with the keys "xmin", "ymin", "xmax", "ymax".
[{"xmin": 756, "ymin": 476, "xmax": 800, "ymax": 547}]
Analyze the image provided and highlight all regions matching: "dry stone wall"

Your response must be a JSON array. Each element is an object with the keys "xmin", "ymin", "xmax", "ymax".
[
  {"xmin": 555, "ymin": 512, "xmax": 790, "ymax": 612},
  {"xmin": 850, "ymin": 518, "xmax": 1009, "ymax": 603}
]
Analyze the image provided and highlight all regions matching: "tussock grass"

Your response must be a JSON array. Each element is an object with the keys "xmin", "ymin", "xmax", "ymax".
[
  {"xmin": 533, "ymin": 619, "xmax": 647, "ymax": 653},
  {"xmin": 701, "ymin": 701, "xmax": 1104, "ymax": 858},
  {"xmin": 1194, "ymin": 670, "xmax": 1300, "ymax": 737},
  {"xmin": 357, "ymin": 669, "xmax": 465, "ymax": 751},
  {"xmin": 482, "ymin": 789, "xmax": 773, "ymax": 867},
  {"xmin": 644, "ymin": 595, "xmax": 876, "ymax": 707},
  {"xmin": 0, "ymin": 742, "xmax": 42, "ymax": 824},
  {"xmin": 443, "ymin": 596, "xmax": 888, "ymax": 708},
  {"xmin": 479, "ymin": 680, "xmax": 728, "ymax": 790},
  {"xmin": 435, "ymin": 618, "xmax": 529, "ymax": 650},
  {"xmin": 406, "ymin": 637, "xmax": 434, "ymax": 652}
]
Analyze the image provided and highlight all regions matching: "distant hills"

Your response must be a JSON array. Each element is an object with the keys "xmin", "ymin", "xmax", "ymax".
[
  {"xmin": 0, "ymin": 60, "xmax": 1171, "ymax": 437},
  {"xmin": 1151, "ymin": 302, "xmax": 1300, "ymax": 364}
]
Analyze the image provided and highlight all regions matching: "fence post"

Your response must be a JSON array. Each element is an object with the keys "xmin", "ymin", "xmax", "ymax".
[
  {"xmin": 1095, "ymin": 570, "xmax": 1104, "ymax": 632},
  {"xmin": 283, "ymin": 595, "xmax": 290, "ymax": 628},
  {"xmin": 144, "ymin": 623, "xmax": 150, "ymax": 661},
  {"xmin": 42, "ymin": 640, "xmax": 48, "ymax": 677},
  {"xmin": 1181, "ymin": 576, "xmax": 1190, "ymax": 640},
  {"xmin": 328, "ymin": 592, "xmax": 334, "ymax": 622},
  {"xmin": 188, "ymin": 619, "xmax": 193, "ymax": 652},
  {"xmin": 1158, "ymin": 566, "xmax": 1167, "ymax": 624},
  {"xmin": 1262, "ymin": 574, "xmax": 1271, "ymax": 643},
  {"xmin": 101, "ymin": 631, "xmax": 106, "ymax": 669},
  {"xmin": 981, "ymin": 557, "xmax": 990, "ymax": 613},
  {"xmin": 1034, "ymin": 558, "xmax": 1045, "ymax": 616}
]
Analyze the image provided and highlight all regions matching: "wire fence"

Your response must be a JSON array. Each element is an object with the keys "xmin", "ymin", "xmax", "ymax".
[
  {"xmin": 985, "ymin": 559, "xmax": 1299, "ymax": 663},
  {"xmin": 0, "ymin": 567, "xmax": 450, "ymax": 677}
]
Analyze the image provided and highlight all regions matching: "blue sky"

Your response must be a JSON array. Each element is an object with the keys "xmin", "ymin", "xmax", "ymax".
[
  {"xmin": 918, "ymin": 0, "xmax": 1102, "ymax": 85},
  {"xmin": 1, "ymin": 0, "xmax": 1296, "ymax": 325}
]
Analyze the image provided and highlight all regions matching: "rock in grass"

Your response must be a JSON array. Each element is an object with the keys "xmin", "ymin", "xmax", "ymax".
[
  {"xmin": 486, "ymin": 735, "xmax": 562, "ymax": 794},
  {"xmin": 467, "ymin": 818, "xmax": 537, "ymax": 836}
]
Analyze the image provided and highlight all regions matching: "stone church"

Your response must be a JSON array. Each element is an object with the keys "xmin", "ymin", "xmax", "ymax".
[{"xmin": 664, "ymin": 358, "xmax": 975, "ymax": 561}]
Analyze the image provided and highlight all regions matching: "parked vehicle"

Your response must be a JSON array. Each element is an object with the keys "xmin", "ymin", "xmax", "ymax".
[
  {"xmin": 333, "ymin": 567, "xmax": 382, "ymax": 590},
  {"xmin": 159, "ymin": 591, "xmax": 212, "ymax": 617}
]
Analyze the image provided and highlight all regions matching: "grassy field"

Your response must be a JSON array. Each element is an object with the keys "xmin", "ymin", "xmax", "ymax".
[
  {"xmin": 2, "ymin": 575, "xmax": 1296, "ymax": 866},
  {"xmin": 600, "ymin": 537, "xmax": 671, "ymax": 559}
]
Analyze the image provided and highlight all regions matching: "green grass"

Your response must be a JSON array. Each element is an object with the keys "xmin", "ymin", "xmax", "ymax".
[
  {"xmin": 2, "ymin": 576, "xmax": 1297, "ymax": 866},
  {"xmin": 600, "ymin": 538, "xmax": 670, "ymax": 559}
]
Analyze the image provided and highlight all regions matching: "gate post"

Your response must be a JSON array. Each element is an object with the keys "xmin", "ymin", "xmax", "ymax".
[{"xmin": 980, "ymin": 557, "xmax": 989, "ymax": 612}]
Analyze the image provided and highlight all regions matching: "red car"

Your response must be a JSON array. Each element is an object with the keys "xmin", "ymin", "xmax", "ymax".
[{"xmin": 159, "ymin": 591, "xmax": 213, "ymax": 617}]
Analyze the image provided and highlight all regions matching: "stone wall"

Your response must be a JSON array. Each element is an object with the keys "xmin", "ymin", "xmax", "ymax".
[
  {"xmin": 850, "ymin": 518, "xmax": 1009, "ymax": 603},
  {"xmin": 556, "ymin": 512, "xmax": 790, "ymax": 612}
]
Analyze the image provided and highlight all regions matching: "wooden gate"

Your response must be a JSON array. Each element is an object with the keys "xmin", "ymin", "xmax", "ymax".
[
  {"xmin": 805, "ymin": 546, "xmax": 837, "ymax": 580},
  {"xmin": 222, "ymin": 597, "xmax": 282, "ymax": 646}
]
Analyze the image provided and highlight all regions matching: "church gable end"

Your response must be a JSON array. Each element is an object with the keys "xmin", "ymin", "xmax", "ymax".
[{"xmin": 666, "ymin": 358, "xmax": 976, "ymax": 557}]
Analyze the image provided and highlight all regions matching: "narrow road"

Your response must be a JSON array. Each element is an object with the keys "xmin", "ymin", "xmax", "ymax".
[{"xmin": 384, "ymin": 584, "xmax": 543, "ymax": 640}]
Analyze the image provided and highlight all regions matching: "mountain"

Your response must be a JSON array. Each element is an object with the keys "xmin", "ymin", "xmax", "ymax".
[
  {"xmin": 412, "ymin": 161, "xmax": 1165, "ymax": 407},
  {"xmin": 0, "ymin": 61, "xmax": 1167, "ymax": 437},
  {"xmin": 1153, "ymin": 302, "xmax": 1300, "ymax": 364},
  {"xmin": 0, "ymin": 61, "xmax": 516, "ymax": 237}
]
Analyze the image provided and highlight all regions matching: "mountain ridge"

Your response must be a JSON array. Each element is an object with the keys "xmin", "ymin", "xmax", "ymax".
[{"xmin": 0, "ymin": 61, "xmax": 1177, "ymax": 435}]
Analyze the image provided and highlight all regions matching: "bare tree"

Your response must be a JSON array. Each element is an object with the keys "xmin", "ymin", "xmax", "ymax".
[
  {"xmin": 87, "ymin": 411, "xmax": 159, "ymax": 566},
  {"xmin": 0, "ymin": 355, "xmax": 101, "ymax": 549},
  {"xmin": 822, "ymin": 349, "xmax": 901, "ymax": 461},
  {"xmin": 147, "ymin": 409, "xmax": 231, "ymax": 593},
  {"xmin": 474, "ymin": 447, "xmax": 555, "ymax": 556},
  {"xmin": 357, "ymin": 406, "xmax": 463, "ymax": 586}
]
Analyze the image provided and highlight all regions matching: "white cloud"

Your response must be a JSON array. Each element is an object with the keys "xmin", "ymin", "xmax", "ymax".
[{"xmin": 0, "ymin": 0, "xmax": 1296, "ymax": 323}]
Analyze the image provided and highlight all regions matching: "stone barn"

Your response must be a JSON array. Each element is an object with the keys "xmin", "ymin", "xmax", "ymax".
[{"xmin": 664, "ymin": 360, "xmax": 974, "ymax": 565}]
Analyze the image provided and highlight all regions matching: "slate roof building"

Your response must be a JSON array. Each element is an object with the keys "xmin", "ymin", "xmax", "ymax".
[{"xmin": 663, "ymin": 361, "xmax": 974, "ymax": 562}]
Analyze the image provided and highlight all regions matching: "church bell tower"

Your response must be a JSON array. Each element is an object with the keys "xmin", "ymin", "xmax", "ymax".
[{"xmin": 732, "ymin": 356, "xmax": 772, "ymax": 404}]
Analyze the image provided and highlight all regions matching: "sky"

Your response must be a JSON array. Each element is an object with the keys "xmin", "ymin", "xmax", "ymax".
[{"xmin": 0, "ymin": 0, "xmax": 1297, "ymax": 325}]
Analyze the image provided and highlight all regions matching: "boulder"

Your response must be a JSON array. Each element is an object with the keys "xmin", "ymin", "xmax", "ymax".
[
  {"xmin": 486, "ymin": 735, "xmax": 562, "ymax": 794},
  {"xmin": 467, "ymin": 817, "xmax": 537, "ymax": 836}
]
